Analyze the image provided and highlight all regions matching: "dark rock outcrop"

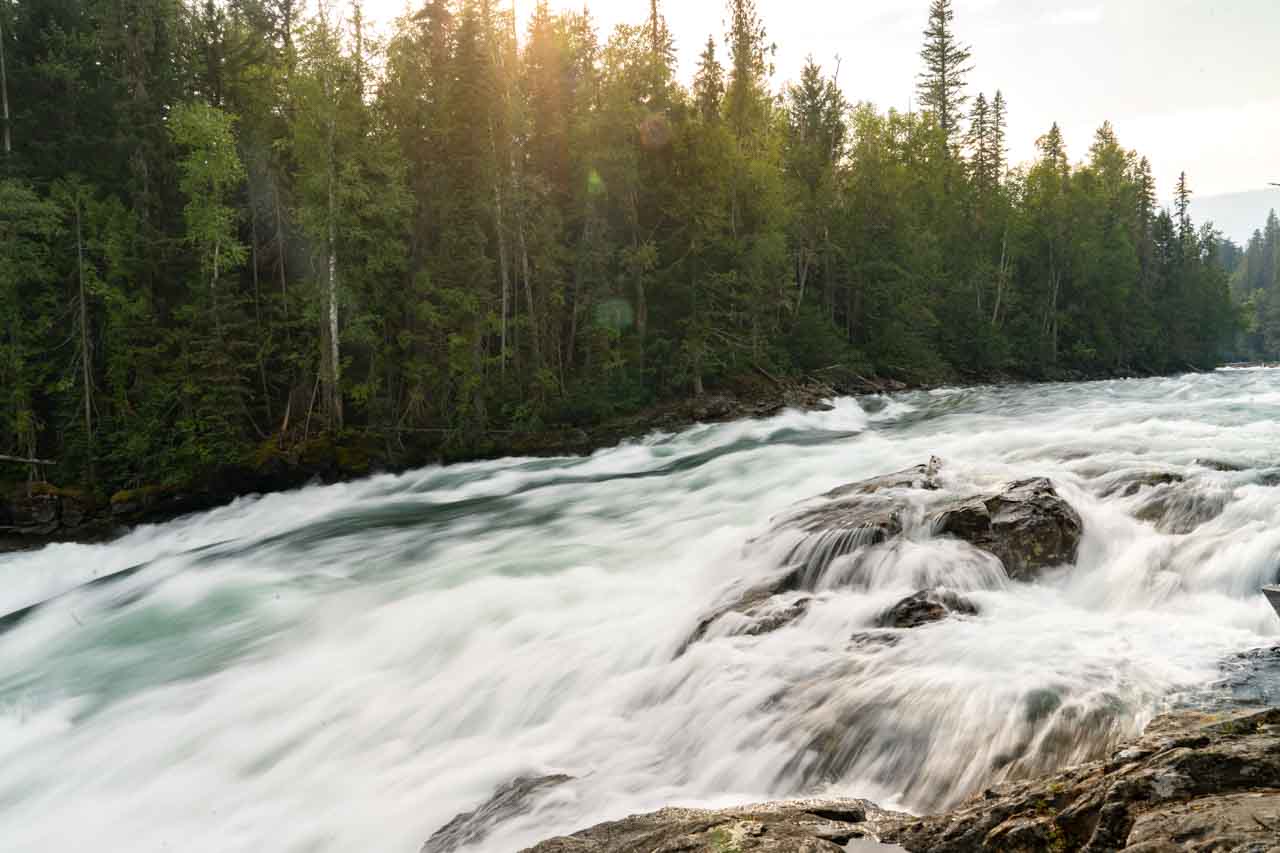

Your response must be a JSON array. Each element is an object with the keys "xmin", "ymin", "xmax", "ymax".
[
  {"xmin": 680, "ymin": 464, "xmax": 1080, "ymax": 653},
  {"xmin": 424, "ymin": 774, "xmax": 574, "ymax": 853},
  {"xmin": 783, "ymin": 464, "xmax": 1081, "ymax": 584},
  {"xmin": 876, "ymin": 589, "xmax": 978, "ymax": 629},
  {"xmin": 520, "ymin": 797, "xmax": 906, "ymax": 853},
  {"xmin": 514, "ymin": 708, "xmax": 1280, "ymax": 853},
  {"xmin": 885, "ymin": 707, "xmax": 1280, "ymax": 852},
  {"xmin": 933, "ymin": 478, "xmax": 1083, "ymax": 582}
]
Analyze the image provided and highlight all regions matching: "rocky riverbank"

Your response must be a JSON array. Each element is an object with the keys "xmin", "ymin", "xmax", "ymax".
[{"xmin": 427, "ymin": 707, "xmax": 1280, "ymax": 852}]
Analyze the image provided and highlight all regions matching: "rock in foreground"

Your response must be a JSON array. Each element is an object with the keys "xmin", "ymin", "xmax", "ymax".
[
  {"xmin": 520, "ymin": 797, "xmax": 906, "ymax": 852},
  {"xmin": 511, "ymin": 707, "xmax": 1280, "ymax": 853},
  {"xmin": 423, "ymin": 775, "xmax": 573, "ymax": 853},
  {"xmin": 886, "ymin": 706, "xmax": 1280, "ymax": 852},
  {"xmin": 875, "ymin": 588, "xmax": 978, "ymax": 629}
]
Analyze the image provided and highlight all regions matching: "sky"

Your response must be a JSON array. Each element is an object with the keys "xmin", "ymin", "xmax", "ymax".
[{"xmin": 363, "ymin": 0, "xmax": 1280, "ymax": 221}]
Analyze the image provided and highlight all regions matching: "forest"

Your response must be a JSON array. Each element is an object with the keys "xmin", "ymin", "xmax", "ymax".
[{"xmin": 0, "ymin": 0, "xmax": 1241, "ymax": 495}]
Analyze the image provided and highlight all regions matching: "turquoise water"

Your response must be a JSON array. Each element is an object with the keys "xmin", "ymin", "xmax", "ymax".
[{"xmin": 2, "ymin": 369, "xmax": 1279, "ymax": 851}]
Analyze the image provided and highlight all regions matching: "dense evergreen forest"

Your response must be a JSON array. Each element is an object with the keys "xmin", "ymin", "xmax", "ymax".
[
  {"xmin": 0, "ymin": 0, "xmax": 1240, "ymax": 495},
  {"xmin": 1227, "ymin": 208, "xmax": 1280, "ymax": 360}
]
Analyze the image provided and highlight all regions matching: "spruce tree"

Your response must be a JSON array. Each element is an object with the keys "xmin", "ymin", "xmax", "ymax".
[{"xmin": 917, "ymin": 0, "xmax": 972, "ymax": 143}]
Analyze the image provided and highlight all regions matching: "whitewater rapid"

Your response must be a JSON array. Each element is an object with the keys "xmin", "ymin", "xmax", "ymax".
[{"xmin": 2, "ymin": 370, "xmax": 1280, "ymax": 851}]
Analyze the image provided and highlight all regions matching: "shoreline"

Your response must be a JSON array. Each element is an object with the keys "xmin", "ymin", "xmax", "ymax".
[{"xmin": 0, "ymin": 364, "xmax": 1195, "ymax": 553}]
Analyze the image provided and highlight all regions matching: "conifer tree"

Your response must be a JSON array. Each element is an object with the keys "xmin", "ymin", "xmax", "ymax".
[{"xmin": 917, "ymin": 0, "xmax": 972, "ymax": 143}]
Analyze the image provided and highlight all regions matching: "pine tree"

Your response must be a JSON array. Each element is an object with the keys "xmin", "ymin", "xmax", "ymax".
[
  {"xmin": 917, "ymin": 0, "xmax": 972, "ymax": 143},
  {"xmin": 967, "ymin": 92, "xmax": 992, "ymax": 193},
  {"xmin": 991, "ymin": 89, "xmax": 1007, "ymax": 181},
  {"xmin": 693, "ymin": 36, "xmax": 724, "ymax": 123},
  {"xmin": 1175, "ymin": 171, "xmax": 1194, "ymax": 244}
]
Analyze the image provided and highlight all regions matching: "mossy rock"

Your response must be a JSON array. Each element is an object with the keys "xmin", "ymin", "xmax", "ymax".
[{"xmin": 109, "ymin": 484, "xmax": 172, "ymax": 507}]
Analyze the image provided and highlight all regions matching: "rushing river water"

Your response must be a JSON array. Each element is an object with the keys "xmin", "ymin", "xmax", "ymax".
[{"xmin": 3, "ymin": 370, "xmax": 1280, "ymax": 852}]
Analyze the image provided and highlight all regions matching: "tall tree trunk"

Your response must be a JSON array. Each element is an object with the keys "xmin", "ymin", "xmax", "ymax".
[
  {"xmin": 991, "ymin": 230, "xmax": 1008, "ymax": 328},
  {"xmin": 274, "ymin": 176, "xmax": 288, "ymax": 301},
  {"xmin": 326, "ymin": 162, "xmax": 342, "ymax": 430},
  {"xmin": 0, "ymin": 9, "xmax": 10, "ymax": 157},
  {"xmin": 74, "ymin": 196, "xmax": 94, "ymax": 482},
  {"xmin": 211, "ymin": 239, "xmax": 222, "ymax": 336},
  {"xmin": 518, "ymin": 219, "xmax": 540, "ymax": 370},
  {"xmin": 490, "ymin": 116, "xmax": 510, "ymax": 377}
]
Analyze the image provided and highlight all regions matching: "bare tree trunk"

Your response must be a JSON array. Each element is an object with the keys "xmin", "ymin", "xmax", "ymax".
[
  {"xmin": 326, "ymin": 171, "xmax": 342, "ymax": 430},
  {"xmin": 323, "ymin": 59, "xmax": 342, "ymax": 431},
  {"xmin": 74, "ymin": 196, "xmax": 94, "ymax": 481},
  {"xmin": 0, "ymin": 9, "xmax": 10, "ymax": 157},
  {"xmin": 274, "ymin": 177, "xmax": 288, "ymax": 301},
  {"xmin": 250, "ymin": 187, "xmax": 261, "ymax": 329},
  {"xmin": 211, "ymin": 239, "xmax": 222, "ymax": 336},
  {"xmin": 796, "ymin": 247, "xmax": 811, "ymax": 316},
  {"xmin": 991, "ymin": 230, "xmax": 1008, "ymax": 328},
  {"xmin": 490, "ymin": 117, "xmax": 510, "ymax": 378},
  {"xmin": 518, "ymin": 221, "xmax": 540, "ymax": 370}
]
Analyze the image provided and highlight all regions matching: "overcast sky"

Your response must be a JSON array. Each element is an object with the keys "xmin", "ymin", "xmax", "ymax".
[{"xmin": 365, "ymin": 0, "xmax": 1280, "ymax": 202}]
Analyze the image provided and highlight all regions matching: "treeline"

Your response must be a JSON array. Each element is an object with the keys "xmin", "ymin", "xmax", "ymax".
[
  {"xmin": 1226, "ymin": 209, "xmax": 1280, "ymax": 359},
  {"xmin": 0, "ymin": 0, "xmax": 1236, "ymax": 492}
]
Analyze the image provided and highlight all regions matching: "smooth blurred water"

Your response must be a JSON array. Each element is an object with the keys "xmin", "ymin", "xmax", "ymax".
[{"xmin": 2, "ymin": 369, "xmax": 1279, "ymax": 852}]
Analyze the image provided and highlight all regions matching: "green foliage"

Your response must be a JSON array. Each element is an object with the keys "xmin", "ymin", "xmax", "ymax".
[{"xmin": 0, "ymin": 0, "xmax": 1241, "ymax": 496}]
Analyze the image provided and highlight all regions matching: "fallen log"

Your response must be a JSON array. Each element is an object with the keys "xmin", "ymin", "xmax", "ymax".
[{"xmin": 0, "ymin": 454, "xmax": 55, "ymax": 466}]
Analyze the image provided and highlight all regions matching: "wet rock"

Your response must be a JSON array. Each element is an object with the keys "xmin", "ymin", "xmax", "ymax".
[
  {"xmin": 677, "ymin": 568, "xmax": 810, "ymax": 654},
  {"xmin": 884, "ymin": 707, "xmax": 1280, "ymax": 852},
  {"xmin": 1133, "ymin": 481, "xmax": 1230, "ymax": 534},
  {"xmin": 423, "ymin": 774, "xmax": 574, "ymax": 853},
  {"xmin": 933, "ymin": 478, "xmax": 1083, "ymax": 581},
  {"xmin": 680, "ymin": 465, "xmax": 1077, "ymax": 654},
  {"xmin": 1195, "ymin": 457, "xmax": 1249, "ymax": 472},
  {"xmin": 1099, "ymin": 470, "xmax": 1186, "ymax": 499},
  {"xmin": 8, "ymin": 493, "xmax": 60, "ymax": 535},
  {"xmin": 875, "ymin": 589, "xmax": 978, "ymax": 629},
  {"xmin": 821, "ymin": 460, "xmax": 942, "ymax": 501},
  {"xmin": 521, "ymin": 797, "xmax": 907, "ymax": 853}
]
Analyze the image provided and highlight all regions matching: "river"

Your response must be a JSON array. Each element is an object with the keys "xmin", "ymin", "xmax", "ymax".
[{"xmin": 2, "ymin": 369, "xmax": 1279, "ymax": 852}]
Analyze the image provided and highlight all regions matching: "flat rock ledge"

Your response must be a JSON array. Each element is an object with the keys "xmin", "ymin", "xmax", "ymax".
[
  {"xmin": 520, "ymin": 797, "xmax": 906, "ymax": 852},
  {"xmin": 506, "ymin": 707, "xmax": 1280, "ymax": 853}
]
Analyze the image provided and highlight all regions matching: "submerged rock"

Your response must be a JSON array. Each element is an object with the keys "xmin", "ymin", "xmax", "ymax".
[
  {"xmin": 423, "ymin": 774, "xmax": 574, "ymax": 853},
  {"xmin": 1097, "ymin": 469, "xmax": 1186, "ymax": 499},
  {"xmin": 1133, "ymin": 481, "xmax": 1230, "ymax": 534},
  {"xmin": 875, "ymin": 589, "xmax": 978, "ymax": 629},
  {"xmin": 520, "ymin": 797, "xmax": 906, "ymax": 852},
  {"xmin": 933, "ymin": 478, "xmax": 1083, "ymax": 582},
  {"xmin": 676, "ymin": 567, "xmax": 810, "ymax": 655}
]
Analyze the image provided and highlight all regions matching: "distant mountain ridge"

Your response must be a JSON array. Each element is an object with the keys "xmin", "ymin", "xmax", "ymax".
[{"xmin": 1184, "ymin": 187, "xmax": 1280, "ymax": 244}]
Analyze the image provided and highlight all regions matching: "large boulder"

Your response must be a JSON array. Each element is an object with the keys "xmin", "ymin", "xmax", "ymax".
[
  {"xmin": 679, "ymin": 465, "xmax": 1081, "ymax": 654},
  {"xmin": 875, "ymin": 589, "xmax": 978, "ymax": 629},
  {"xmin": 933, "ymin": 478, "xmax": 1083, "ymax": 581},
  {"xmin": 521, "ymin": 797, "xmax": 906, "ymax": 853},
  {"xmin": 423, "ymin": 775, "xmax": 574, "ymax": 853}
]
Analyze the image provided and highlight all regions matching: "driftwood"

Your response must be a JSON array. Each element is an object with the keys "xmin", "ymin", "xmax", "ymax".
[{"xmin": 0, "ymin": 454, "xmax": 55, "ymax": 466}]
